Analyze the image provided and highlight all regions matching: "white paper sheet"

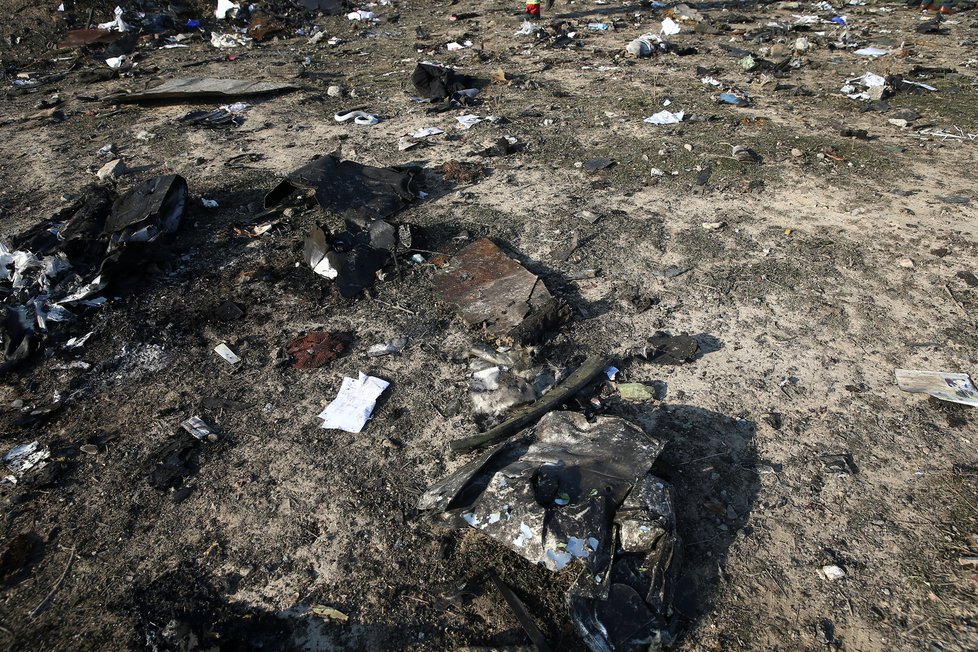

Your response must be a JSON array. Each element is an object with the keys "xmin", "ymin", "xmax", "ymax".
[{"xmin": 318, "ymin": 373, "xmax": 390, "ymax": 433}]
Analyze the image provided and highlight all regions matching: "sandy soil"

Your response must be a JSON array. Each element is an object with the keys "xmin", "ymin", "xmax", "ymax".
[{"xmin": 0, "ymin": 0, "xmax": 977, "ymax": 650}]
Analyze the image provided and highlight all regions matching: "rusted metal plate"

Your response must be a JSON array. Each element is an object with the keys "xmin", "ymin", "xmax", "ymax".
[
  {"xmin": 432, "ymin": 238, "xmax": 559, "ymax": 341},
  {"xmin": 58, "ymin": 29, "xmax": 122, "ymax": 49}
]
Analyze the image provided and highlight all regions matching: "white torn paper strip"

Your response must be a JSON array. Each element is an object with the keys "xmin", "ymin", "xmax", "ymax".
[
  {"xmin": 895, "ymin": 369, "xmax": 978, "ymax": 407},
  {"xmin": 317, "ymin": 373, "xmax": 390, "ymax": 433}
]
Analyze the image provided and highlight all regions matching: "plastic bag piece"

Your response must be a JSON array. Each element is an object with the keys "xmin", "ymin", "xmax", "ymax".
[
  {"xmin": 104, "ymin": 175, "xmax": 188, "ymax": 250},
  {"xmin": 568, "ymin": 475, "xmax": 682, "ymax": 652},
  {"xmin": 419, "ymin": 411, "xmax": 665, "ymax": 580},
  {"xmin": 411, "ymin": 62, "xmax": 478, "ymax": 101},
  {"xmin": 264, "ymin": 154, "xmax": 417, "ymax": 225}
]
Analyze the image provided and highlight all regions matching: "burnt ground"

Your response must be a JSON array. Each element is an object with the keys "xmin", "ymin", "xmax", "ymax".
[{"xmin": 1, "ymin": 0, "xmax": 977, "ymax": 650}]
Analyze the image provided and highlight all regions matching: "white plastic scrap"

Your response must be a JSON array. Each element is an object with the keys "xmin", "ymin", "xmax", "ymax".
[
  {"xmin": 411, "ymin": 127, "xmax": 444, "ymax": 138},
  {"xmin": 514, "ymin": 21, "xmax": 542, "ymax": 36},
  {"xmin": 97, "ymin": 6, "xmax": 128, "ymax": 32},
  {"xmin": 210, "ymin": 32, "xmax": 252, "ymax": 48},
  {"xmin": 660, "ymin": 17, "xmax": 681, "ymax": 35},
  {"xmin": 105, "ymin": 55, "xmax": 129, "ymax": 69},
  {"xmin": 65, "ymin": 332, "xmax": 94, "ymax": 349},
  {"xmin": 701, "ymin": 76, "xmax": 722, "ymax": 86},
  {"xmin": 347, "ymin": 10, "xmax": 375, "ymax": 20},
  {"xmin": 214, "ymin": 343, "xmax": 241, "ymax": 364},
  {"xmin": 366, "ymin": 337, "xmax": 408, "ymax": 357},
  {"xmin": 456, "ymin": 114, "xmax": 483, "ymax": 129},
  {"xmin": 201, "ymin": 198, "xmax": 219, "ymax": 209},
  {"xmin": 446, "ymin": 41, "xmax": 472, "ymax": 51},
  {"xmin": 215, "ymin": 0, "xmax": 239, "ymax": 19},
  {"xmin": 317, "ymin": 373, "xmax": 390, "ymax": 433},
  {"xmin": 220, "ymin": 102, "xmax": 250, "ymax": 113},
  {"xmin": 841, "ymin": 72, "xmax": 885, "ymax": 100},
  {"xmin": 854, "ymin": 47, "xmax": 888, "ymax": 57},
  {"xmin": 644, "ymin": 110, "xmax": 685, "ymax": 125}
]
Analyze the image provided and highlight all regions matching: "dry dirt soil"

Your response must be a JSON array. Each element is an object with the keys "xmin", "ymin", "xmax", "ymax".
[{"xmin": 0, "ymin": 0, "xmax": 977, "ymax": 650}]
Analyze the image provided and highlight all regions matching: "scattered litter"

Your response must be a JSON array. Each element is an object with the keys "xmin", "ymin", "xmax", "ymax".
[
  {"xmin": 334, "ymin": 109, "xmax": 380, "ymax": 126},
  {"xmin": 105, "ymin": 55, "xmax": 130, "ymax": 70},
  {"xmin": 432, "ymin": 238, "xmax": 569, "ymax": 345},
  {"xmin": 644, "ymin": 110, "xmax": 685, "ymax": 125},
  {"xmin": 317, "ymin": 373, "xmax": 390, "ymax": 433},
  {"xmin": 302, "ymin": 221, "xmax": 405, "ymax": 298},
  {"xmin": 97, "ymin": 6, "xmax": 128, "ymax": 32},
  {"xmin": 201, "ymin": 199, "xmax": 219, "ymax": 209},
  {"xmin": 854, "ymin": 47, "xmax": 888, "ymax": 58},
  {"xmin": 180, "ymin": 416, "xmax": 218, "ymax": 442},
  {"xmin": 347, "ymin": 10, "xmax": 375, "ymax": 21},
  {"xmin": 210, "ymin": 32, "xmax": 253, "ymax": 48},
  {"xmin": 583, "ymin": 159, "xmax": 615, "ymax": 174},
  {"xmin": 660, "ymin": 17, "xmax": 681, "ymax": 35},
  {"xmin": 58, "ymin": 29, "xmax": 122, "ymax": 49},
  {"xmin": 515, "ymin": 21, "xmax": 543, "ymax": 36},
  {"xmin": 841, "ymin": 72, "xmax": 887, "ymax": 101},
  {"xmin": 451, "ymin": 355, "xmax": 607, "ymax": 452},
  {"xmin": 215, "ymin": 0, "xmax": 239, "ymax": 19},
  {"xmin": 366, "ymin": 338, "xmax": 408, "ymax": 357},
  {"xmin": 719, "ymin": 91, "xmax": 750, "ymax": 107},
  {"xmin": 625, "ymin": 33, "xmax": 666, "ymax": 58},
  {"xmin": 411, "ymin": 127, "xmax": 444, "ymax": 138},
  {"xmin": 214, "ymin": 343, "xmax": 240, "ymax": 364},
  {"xmin": 287, "ymin": 332, "xmax": 345, "ymax": 369},
  {"xmin": 895, "ymin": 369, "xmax": 978, "ymax": 407},
  {"xmin": 456, "ymin": 115, "xmax": 483, "ymax": 130}
]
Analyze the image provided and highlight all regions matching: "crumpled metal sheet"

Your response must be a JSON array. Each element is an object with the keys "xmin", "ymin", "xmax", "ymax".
[
  {"xmin": 109, "ymin": 77, "xmax": 298, "ymax": 103},
  {"xmin": 432, "ymin": 238, "xmax": 569, "ymax": 343},
  {"xmin": 303, "ymin": 220, "xmax": 400, "ymax": 298},
  {"xmin": 420, "ymin": 411, "xmax": 664, "ymax": 576},
  {"xmin": 265, "ymin": 154, "xmax": 417, "ymax": 225},
  {"xmin": 421, "ymin": 410, "xmax": 682, "ymax": 651},
  {"xmin": 568, "ymin": 474, "xmax": 681, "ymax": 652},
  {"xmin": 105, "ymin": 175, "xmax": 188, "ymax": 249}
]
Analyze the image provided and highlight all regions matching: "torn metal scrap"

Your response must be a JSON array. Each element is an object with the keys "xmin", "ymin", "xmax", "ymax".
[
  {"xmin": 303, "ymin": 221, "xmax": 407, "ymax": 299},
  {"xmin": 451, "ymin": 354, "xmax": 607, "ymax": 453},
  {"xmin": 107, "ymin": 77, "xmax": 298, "ymax": 103},
  {"xmin": 569, "ymin": 473, "xmax": 681, "ymax": 652},
  {"xmin": 265, "ymin": 154, "xmax": 418, "ymax": 224},
  {"xmin": 105, "ymin": 175, "xmax": 187, "ymax": 249},
  {"xmin": 421, "ymin": 411, "xmax": 681, "ymax": 651},
  {"xmin": 633, "ymin": 332, "xmax": 699, "ymax": 365},
  {"xmin": 432, "ymin": 238, "xmax": 570, "ymax": 344}
]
